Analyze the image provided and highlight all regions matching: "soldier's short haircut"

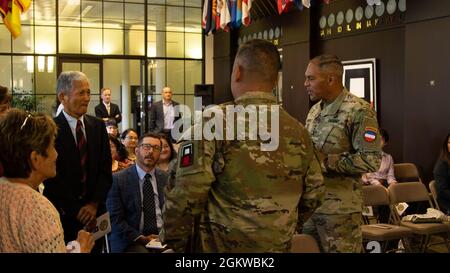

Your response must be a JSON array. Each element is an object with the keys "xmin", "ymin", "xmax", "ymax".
[
  {"xmin": 235, "ymin": 39, "xmax": 281, "ymax": 83},
  {"xmin": 311, "ymin": 54, "xmax": 343, "ymax": 77},
  {"xmin": 56, "ymin": 71, "xmax": 89, "ymax": 96}
]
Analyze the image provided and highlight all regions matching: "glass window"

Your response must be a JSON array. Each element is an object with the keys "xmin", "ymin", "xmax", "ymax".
[
  {"xmin": 148, "ymin": 5, "xmax": 165, "ymax": 31},
  {"xmin": 12, "ymin": 25, "xmax": 34, "ymax": 53},
  {"xmin": 12, "ymin": 56, "xmax": 34, "ymax": 106},
  {"xmin": 62, "ymin": 62, "xmax": 81, "ymax": 71},
  {"xmin": 82, "ymin": 1, "xmax": 103, "ymax": 28},
  {"xmin": 35, "ymin": 26, "xmax": 56, "ymax": 54},
  {"xmin": 147, "ymin": 31, "xmax": 157, "ymax": 57},
  {"xmin": 185, "ymin": 33, "xmax": 202, "ymax": 59},
  {"xmin": 126, "ymin": 0, "xmax": 145, "ymax": 3},
  {"xmin": 166, "ymin": 0, "xmax": 184, "ymax": 6},
  {"xmin": 59, "ymin": 27, "xmax": 81, "ymax": 53},
  {"xmin": 104, "ymin": 29, "xmax": 124, "ymax": 55},
  {"xmin": 166, "ymin": 6, "xmax": 184, "ymax": 32},
  {"xmin": 82, "ymin": 28, "xmax": 103, "ymax": 54},
  {"xmin": 104, "ymin": 2, "xmax": 124, "ymax": 29},
  {"xmin": 59, "ymin": 0, "xmax": 81, "ymax": 27},
  {"xmin": 184, "ymin": 94, "xmax": 196, "ymax": 114},
  {"xmin": 0, "ymin": 56, "xmax": 12, "ymax": 87},
  {"xmin": 35, "ymin": 94, "xmax": 57, "ymax": 115},
  {"xmin": 167, "ymin": 60, "xmax": 184, "ymax": 94},
  {"xmin": 185, "ymin": 7, "xmax": 201, "ymax": 33},
  {"xmin": 125, "ymin": 30, "xmax": 145, "ymax": 55},
  {"xmin": 21, "ymin": 1, "xmax": 34, "ymax": 25},
  {"xmin": 125, "ymin": 3, "xmax": 145, "ymax": 30},
  {"xmin": 0, "ymin": 26, "xmax": 11, "ymax": 53},
  {"xmin": 35, "ymin": 56, "xmax": 56, "ymax": 95},
  {"xmin": 152, "ymin": 59, "xmax": 166, "ymax": 93},
  {"xmin": 166, "ymin": 32, "xmax": 184, "ymax": 58},
  {"xmin": 148, "ymin": 0, "xmax": 165, "ymax": 4},
  {"xmin": 185, "ymin": 0, "xmax": 202, "ymax": 7},
  {"xmin": 34, "ymin": 0, "xmax": 56, "ymax": 26},
  {"xmin": 185, "ymin": 60, "xmax": 202, "ymax": 93}
]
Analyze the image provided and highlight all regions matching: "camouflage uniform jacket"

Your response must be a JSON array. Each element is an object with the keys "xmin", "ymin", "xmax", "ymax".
[
  {"xmin": 305, "ymin": 89, "xmax": 381, "ymax": 215},
  {"xmin": 161, "ymin": 91, "xmax": 325, "ymax": 252}
]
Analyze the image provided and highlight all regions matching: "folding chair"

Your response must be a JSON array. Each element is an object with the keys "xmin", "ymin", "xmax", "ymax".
[
  {"xmin": 388, "ymin": 182, "xmax": 450, "ymax": 252},
  {"xmin": 393, "ymin": 163, "xmax": 422, "ymax": 183},
  {"xmin": 429, "ymin": 180, "xmax": 440, "ymax": 210},
  {"xmin": 361, "ymin": 185, "xmax": 412, "ymax": 252},
  {"xmin": 290, "ymin": 234, "xmax": 320, "ymax": 253}
]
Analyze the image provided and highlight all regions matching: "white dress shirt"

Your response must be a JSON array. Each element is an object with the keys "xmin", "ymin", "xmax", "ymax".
[
  {"xmin": 163, "ymin": 101, "xmax": 174, "ymax": 130},
  {"xmin": 62, "ymin": 110, "xmax": 86, "ymax": 144}
]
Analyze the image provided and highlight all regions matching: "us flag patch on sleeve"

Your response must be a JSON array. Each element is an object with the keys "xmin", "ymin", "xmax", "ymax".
[
  {"xmin": 364, "ymin": 127, "xmax": 378, "ymax": 142},
  {"xmin": 180, "ymin": 143, "xmax": 193, "ymax": 167}
]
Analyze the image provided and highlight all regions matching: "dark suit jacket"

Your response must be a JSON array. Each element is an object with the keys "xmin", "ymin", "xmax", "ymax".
[
  {"xmin": 148, "ymin": 100, "xmax": 181, "ymax": 134},
  {"xmin": 106, "ymin": 165, "xmax": 168, "ymax": 253},
  {"xmin": 95, "ymin": 102, "xmax": 122, "ymax": 124},
  {"xmin": 43, "ymin": 113, "xmax": 112, "ymax": 242}
]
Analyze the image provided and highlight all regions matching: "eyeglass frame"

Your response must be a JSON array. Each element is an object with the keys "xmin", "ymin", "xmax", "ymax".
[{"xmin": 138, "ymin": 143, "xmax": 161, "ymax": 152}]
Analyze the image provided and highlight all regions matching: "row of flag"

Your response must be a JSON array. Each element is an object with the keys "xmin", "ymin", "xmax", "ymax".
[
  {"xmin": 202, "ymin": 0, "xmax": 253, "ymax": 35},
  {"xmin": 202, "ymin": 0, "xmax": 332, "ymax": 35},
  {"xmin": 278, "ymin": 0, "xmax": 331, "ymax": 14},
  {"xmin": 0, "ymin": 0, "xmax": 31, "ymax": 38}
]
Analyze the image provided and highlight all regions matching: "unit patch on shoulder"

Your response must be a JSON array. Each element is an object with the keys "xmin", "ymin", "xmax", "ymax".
[
  {"xmin": 180, "ymin": 143, "xmax": 194, "ymax": 168},
  {"xmin": 364, "ymin": 127, "xmax": 378, "ymax": 142}
]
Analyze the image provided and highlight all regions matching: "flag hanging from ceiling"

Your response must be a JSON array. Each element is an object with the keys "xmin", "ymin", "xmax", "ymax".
[
  {"xmin": 278, "ymin": 0, "xmax": 294, "ymax": 14},
  {"xmin": 0, "ymin": 0, "xmax": 31, "ymax": 39},
  {"xmin": 242, "ymin": 0, "xmax": 252, "ymax": 26},
  {"xmin": 219, "ymin": 0, "xmax": 231, "ymax": 31}
]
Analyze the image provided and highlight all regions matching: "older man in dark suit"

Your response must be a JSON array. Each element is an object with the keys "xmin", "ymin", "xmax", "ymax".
[
  {"xmin": 44, "ymin": 71, "xmax": 112, "ymax": 250},
  {"xmin": 95, "ymin": 87, "xmax": 122, "ymax": 124},
  {"xmin": 148, "ymin": 87, "xmax": 181, "ymax": 141},
  {"xmin": 106, "ymin": 133, "xmax": 168, "ymax": 253}
]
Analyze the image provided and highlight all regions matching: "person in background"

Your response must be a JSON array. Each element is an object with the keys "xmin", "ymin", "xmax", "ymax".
[
  {"xmin": 106, "ymin": 119, "xmax": 120, "ymax": 139},
  {"xmin": 148, "ymin": 87, "xmax": 181, "ymax": 142},
  {"xmin": 156, "ymin": 133, "xmax": 176, "ymax": 173},
  {"xmin": 120, "ymin": 128, "xmax": 138, "ymax": 163},
  {"xmin": 109, "ymin": 134, "xmax": 131, "ymax": 173},
  {"xmin": 0, "ymin": 85, "xmax": 12, "ymax": 117},
  {"xmin": 107, "ymin": 133, "xmax": 168, "ymax": 253},
  {"xmin": 433, "ymin": 132, "xmax": 450, "ymax": 214},
  {"xmin": 303, "ymin": 54, "xmax": 381, "ymax": 253},
  {"xmin": 0, "ymin": 85, "xmax": 12, "ymax": 177},
  {"xmin": 0, "ymin": 109, "xmax": 94, "ymax": 253},
  {"xmin": 95, "ymin": 87, "xmax": 122, "ymax": 124},
  {"xmin": 362, "ymin": 128, "xmax": 397, "ymax": 187}
]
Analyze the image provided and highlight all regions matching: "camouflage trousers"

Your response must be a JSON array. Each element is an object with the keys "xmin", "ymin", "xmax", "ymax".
[{"xmin": 302, "ymin": 212, "xmax": 362, "ymax": 253}]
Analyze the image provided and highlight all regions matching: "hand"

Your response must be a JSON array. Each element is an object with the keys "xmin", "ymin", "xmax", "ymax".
[
  {"xmin": 136, "ymin": 234, "xmax": 159, "ymax": 245},
  {"xmin": 76, "ymin": 230, "xmax": 95, "ymax": 253},
  {"xmin": 77, "ymin": 202, "xmax": 98, "ymax": 225}
]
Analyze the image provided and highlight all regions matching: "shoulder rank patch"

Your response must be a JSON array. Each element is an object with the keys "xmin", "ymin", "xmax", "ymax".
[
  {"xmin": 364, "ymin": 127, "xmax": 377, "ymax": 142},
  {"xmin": 180, "ymin": 143, "xmax": 193, "ymax": 168}
]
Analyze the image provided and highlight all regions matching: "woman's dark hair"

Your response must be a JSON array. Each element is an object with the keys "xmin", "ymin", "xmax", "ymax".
[
  {"xmin": 158, "ymin": 133, "xmax": 176, "ymax": 162},
  {"xmin": 380, "ymin": 128, "xmax": 389, "ymax": 143},
  {"xmin": 0, "ymin": 85, "xmax": 12, "ymax": 112},
  {"xmin": 0, "ymin": 109, "xmax": 57, "ymax": 178},
  {"xmin": 120, "ymin": 128, "xmax": 138, "ymax": 140},
  {"xmin": 440, "ymin": 133, "xmax": 450, "ymax": 164},
  {"xmin": 109, "ymin": 134, "xmax": 128, "ymax": 162}
]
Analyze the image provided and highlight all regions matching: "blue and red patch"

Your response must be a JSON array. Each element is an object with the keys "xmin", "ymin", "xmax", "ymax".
[{"xmin": 364, "ymin": 127, "xmax": 377, "ymax": 142}]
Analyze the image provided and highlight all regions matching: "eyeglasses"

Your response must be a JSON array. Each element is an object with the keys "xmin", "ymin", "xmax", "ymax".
[
  {"xmin": 126, "ymin": 136, "xmax": 138, "ymax": 140},
  {"xmin": 138, "ymin": 144, "xmax": 161, "ymax": 152},
  {"xmin": 20, "ymin": 112, "xmax": 33, "ymax": 131}
]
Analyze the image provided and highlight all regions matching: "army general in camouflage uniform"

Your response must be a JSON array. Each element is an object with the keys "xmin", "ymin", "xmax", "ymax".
[
  {"xmin": 161, "ymin": 39, "xmax": 325, "ymax": 253},
  {"xmin": 303, "ymin": 54, "xmax": 382, "ymax": 253}
]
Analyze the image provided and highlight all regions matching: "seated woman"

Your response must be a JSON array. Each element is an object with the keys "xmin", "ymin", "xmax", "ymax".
[
  {"xmin": 109, "ymin": 134, "xmax": 132, "ymax": 173},
  {"xmin": 156, "ymin": 133, "xmax": 176, "ymax": 173},
  {"xmin": 120, "ymin": 128, "xmax": 138, "ymax": 163},
  {"xmin": 362, "ymin": 129, "xmax": 397, "ymax": 187},
  {"xmin": 0, "ymin": 109, "xmax": 94, "ymax": 253},
  {"xmin": 434, "ymin": 133, "xmax": 450, "ymax": 215}
]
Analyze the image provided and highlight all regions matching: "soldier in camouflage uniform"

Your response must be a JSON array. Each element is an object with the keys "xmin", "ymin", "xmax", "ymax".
[
  {"xmin": 303, "ymin": 54, "xmax": 382, "ymax": 253},
  {"xmin": 161, "ymin": 39, "xmax": 325, "ymax": 253}
]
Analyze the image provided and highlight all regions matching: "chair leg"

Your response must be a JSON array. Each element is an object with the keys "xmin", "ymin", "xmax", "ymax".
[
  {"xmin": 421, "ymin": 235, "xmax": 431, "ymax": 253},
  {"xmin": 401, "ymin": 237, "xmax": 412, "ymax": 253}
]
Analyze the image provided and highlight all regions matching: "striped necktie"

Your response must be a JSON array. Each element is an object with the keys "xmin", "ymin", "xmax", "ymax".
[
  {"xmin": 143, "ymin": 173, "xmax": 158, "ymax": 235},
  {"xmin": 76, "ymin": 120, "xmax": 88, "ymax": 196}
]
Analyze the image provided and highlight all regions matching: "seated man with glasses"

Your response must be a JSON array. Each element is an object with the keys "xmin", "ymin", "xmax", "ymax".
[{"xmin": 106, "ymin": 133, "xmax": 168, "ymax": 253}]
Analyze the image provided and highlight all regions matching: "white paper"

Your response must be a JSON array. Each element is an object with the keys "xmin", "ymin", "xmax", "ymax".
[
  {"xmin": 349, "ymin": 78, "xmax": 365, "ymax": 98},
  {"xmin": 91, "ymin": 212, "xmax": 112, "ymax": 241},
  {"xmin": 146, "ymin": 239, "xmax": 167, "ymax": 249}
]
